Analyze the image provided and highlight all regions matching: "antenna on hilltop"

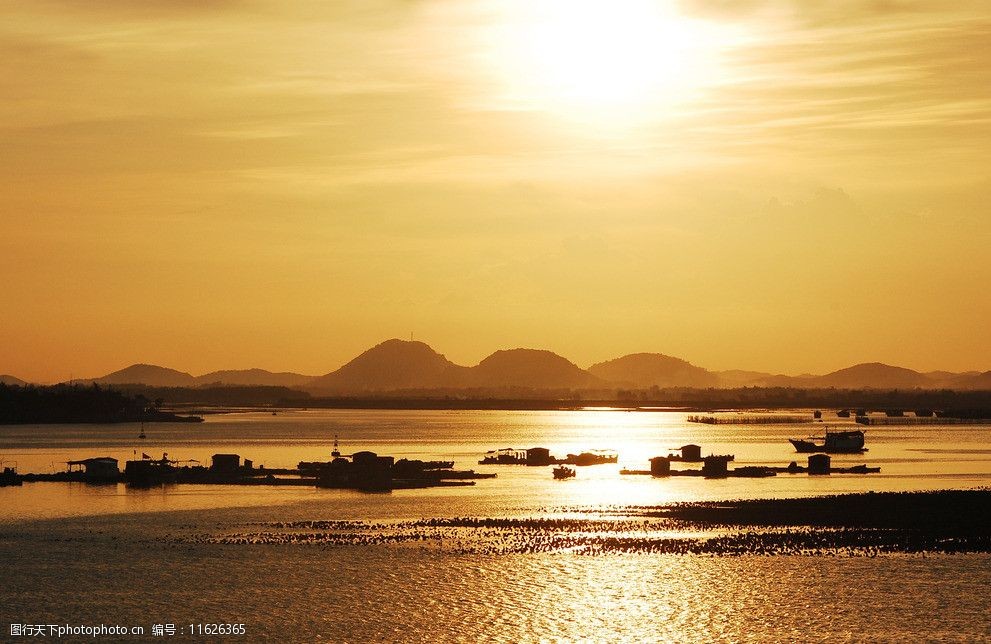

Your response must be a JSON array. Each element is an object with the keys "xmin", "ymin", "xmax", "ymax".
[{"xmin": 410, "ymin": 332, "xmax": 414, "ymax": 342}]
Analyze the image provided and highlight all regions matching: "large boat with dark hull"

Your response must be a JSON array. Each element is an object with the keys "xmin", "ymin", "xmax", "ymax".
[{"xmin": 789, "ymin": 430, "xmax": 867, "ymax": 454}]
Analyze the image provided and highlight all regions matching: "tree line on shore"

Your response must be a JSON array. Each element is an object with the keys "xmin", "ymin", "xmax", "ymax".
[
  {"xmin": 1, "ymin": 382, "xmax": 990, "ymax": 423},
  {"xmin": 0, "ymin": 383, "xmax": 201, "ymax": 424}
]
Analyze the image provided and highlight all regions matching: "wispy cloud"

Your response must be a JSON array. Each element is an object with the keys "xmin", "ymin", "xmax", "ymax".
[{"xmin": 2, "ymin": 0, "xmax": 990, "ymax": 379}]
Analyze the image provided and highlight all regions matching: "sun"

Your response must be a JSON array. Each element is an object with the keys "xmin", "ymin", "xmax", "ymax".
[{"xmin": 478, "ymin": 0, "xmax": 741, "ymax": 129}]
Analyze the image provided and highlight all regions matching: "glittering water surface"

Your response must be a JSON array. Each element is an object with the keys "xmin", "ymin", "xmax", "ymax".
[
  {"xmin": 2, "ymin": 409, "xmax": 990, "ymax": 521},
  {"xmin": 2, "ymin": 410, "xmax": 990, "ymax": 641}
]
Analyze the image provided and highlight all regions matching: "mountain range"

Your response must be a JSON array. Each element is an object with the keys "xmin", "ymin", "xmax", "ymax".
[
  {"xmin": 305, "ymin": 342, "xmax": 599, "ymax": 392},
  {"xmin": 4, "ymin": 339, "xmax": 990, "ymax": 392}
]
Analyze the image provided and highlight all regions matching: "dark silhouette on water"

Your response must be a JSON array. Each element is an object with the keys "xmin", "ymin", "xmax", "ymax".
[
  {"xmin": 67, "ymin": 457, "xmax": 120, "ymax": 482},
  {"xmin": 789, "ymin": 429, "xmax": 867, "ymax": 453},
  {"xmin": 0, "ymin": 462, "xmax": 21, "ymax": 486},
  {"xmin": 667, "ymin": 444, "xmax": 702, "ymax": 462},
  {"xmin": 479, "ymin": 447, "xmax": 617, "ymax": 466},
  {"xmin": 621, "ymin": 446, "xmax": 876, "ymax": 478},
  {"xmin": 306, "ymin": 450, "xmax": 492, "ymax": 491}
]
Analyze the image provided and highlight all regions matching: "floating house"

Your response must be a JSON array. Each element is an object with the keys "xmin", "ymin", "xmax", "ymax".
[
  {"xmin": 669, "ymin": 445, "xmax": 702, "ymax": 462},
  {"xmin": 563, "ymin": 450, "xmax": 618, "ymax": 466},
  {"xmin": 211, "ymin": 454, "xmax": 241, "ymax": 474},
  {"xmin": 316, "ymin": 450, "xmax": 395, "ymax": 490},
  {"xmin": 808, "ymin": 453, "xmax": 831, "ymax": 475},
  {"xmin": 702, "ymin": 455, "xmax": 733, "ymax": 478},
  {"xmin": 67, "ymin": 457, "xmax": 119, "ymax": 482},
  {"xmin": 124, "ymin": 456, "xmax": 176, "ymax": 486},
  {"xmin": 649, "ymin": 456, "xmax": 671, "ymax": 477},
  {"xmin": 526, "ymin": 447, "xmax": 554, "ymax": 466},
  {"xmin": 478, "ymin": 448, "xmax": 527, "ymax": 465}
]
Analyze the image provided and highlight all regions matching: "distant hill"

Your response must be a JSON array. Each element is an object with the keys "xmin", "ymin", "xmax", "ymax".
[
  {"xmin": 470, "ymin": 349, "xmax": 600, "ymax": 389},
  {"xmin": 195, "ymin": 369, "xmax": 314, "ymax": 387},
  {"xmin": 90, "ymin": 364, "xmax": 197, "ymax": 387},
  {"xmin": 589, "ymin": 353, "xmax": 718, "ymax": 388},
  {"xmin": 754, "ymin": 374, "xmax": 819, "ymax": 388},
  {"xmin": 306, "ymin": 343, "xmax": 597, "ymax": 392},
  {"xmin": 307, "ymin": 339, "xmax": 468, "ymax": 392},
  {"xmin": 925, "ymin": 370, "xmax": 978, "ymax": 382},
  {"xmin": 714, "ymin": 369, "xmax": 776, "ymax": 388},
  {"xmin": 0, "ymin": 374, "xmax": 28, "ymax": 386},
  {"xmin": 812, "ymin": 362, "xmax": 932, "ymax": 389},
  {"xmin": 716, "ymin": 363, "xmax": 938, "ymax": 390},
  {"xmin": 34, "ymin": 342, "xmax": 991, "ymax": 393},
  {"xmin": 945, "ymin": 371, "xmax": 991, "ymax": 390}
]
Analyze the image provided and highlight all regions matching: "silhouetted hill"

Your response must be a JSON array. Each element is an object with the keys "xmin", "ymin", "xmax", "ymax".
[
  {"xmin": 307, "ymin": 339, "xmax": 468, "ymax": 392},
  {"xmin": 720, "ymin": 363, "xmax": 941, "ymax": 389},
  {"xmin": 469, "ymin": 349, "xmax": 600, "ymax": 389},
  {"xmin": 195, "ymin": 368, "xmax": 314, "ymax": 387},
  {"xmin": 714, "ymin": 369, "xmax": 776, "ymax": 387},
  {"xmin": 755, "ymin": 374, "xmax": 819, "ymax": 388},
  {"xmin": 812, "ymin": 362, "xmax": 931, "ymax": 389},
  {"xmin": 588, "ymin": 353, "xmax": 718, "ymax": 388},
  {"xmin": 28, "ymin": 342, "xmax": 991, "ymax": 393},
  {"xmin": 90, "ymin": 364, "xmax": 197, "ymax": 387},
  {"xmin": 0, "ymin": 374, "xmax": 28, "ymax": 386},
  {"xmin": 925, "ymin": 370, "xmax": 978, "ymax": 382},
  {"xmin": 946, "ymin": 371, "xmax": 991, "ymax": 390}
]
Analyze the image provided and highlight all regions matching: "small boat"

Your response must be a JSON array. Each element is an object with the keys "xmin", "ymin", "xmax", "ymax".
[
  {"xmin": 138, "ymin": 422, "xmax": 146, "ymax": 440},
  {"xmin": 842, "ymin": 464, "xmax": 881, "ymax": 474},
  {"xmin": 552, "ymin": 465, "xmax": 575, "ymax": 479},
  {"xmin": 789, "ymin": 429, "xmax": 866, "ymax": 453}
]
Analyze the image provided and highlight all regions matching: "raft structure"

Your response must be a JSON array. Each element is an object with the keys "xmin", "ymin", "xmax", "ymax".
[
  {"xmin": 479, "ymin": 446, "xmax": 617, "ymax": 466},
  {"xmin": 14, "ymin": 446, "xmax": 496, "ymax": 492},
  {"xmin": 620, "ymin": 447, "xmax": 880, "ymax": 479}
]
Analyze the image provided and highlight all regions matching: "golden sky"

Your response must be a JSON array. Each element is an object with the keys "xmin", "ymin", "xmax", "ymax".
[{"xmin": 2, "ymin": 0, "xmax": 990, "ymax": 382}]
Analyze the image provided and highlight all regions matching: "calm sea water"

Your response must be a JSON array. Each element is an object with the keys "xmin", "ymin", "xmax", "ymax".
[
  {"xmin": 2, "ymin": 410, "xmax": 990, "ymax": 641},
  {"xmin": 1, "ymin": 409, "xmax": 989, "ymax": 521}
]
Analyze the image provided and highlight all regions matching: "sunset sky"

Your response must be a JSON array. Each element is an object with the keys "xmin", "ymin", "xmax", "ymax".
[{"xmin": 3, "ymin": 0, "xmax": 990, "ymax": 382}]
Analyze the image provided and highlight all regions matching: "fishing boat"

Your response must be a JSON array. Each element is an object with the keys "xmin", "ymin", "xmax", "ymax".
[
  {"xmin": 552, "ymin": 465, "xmax": 575, "ymax": 479},
  {"xmin": 789, "ymin": 429, "xmax": 867, "ymax": 453}
]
